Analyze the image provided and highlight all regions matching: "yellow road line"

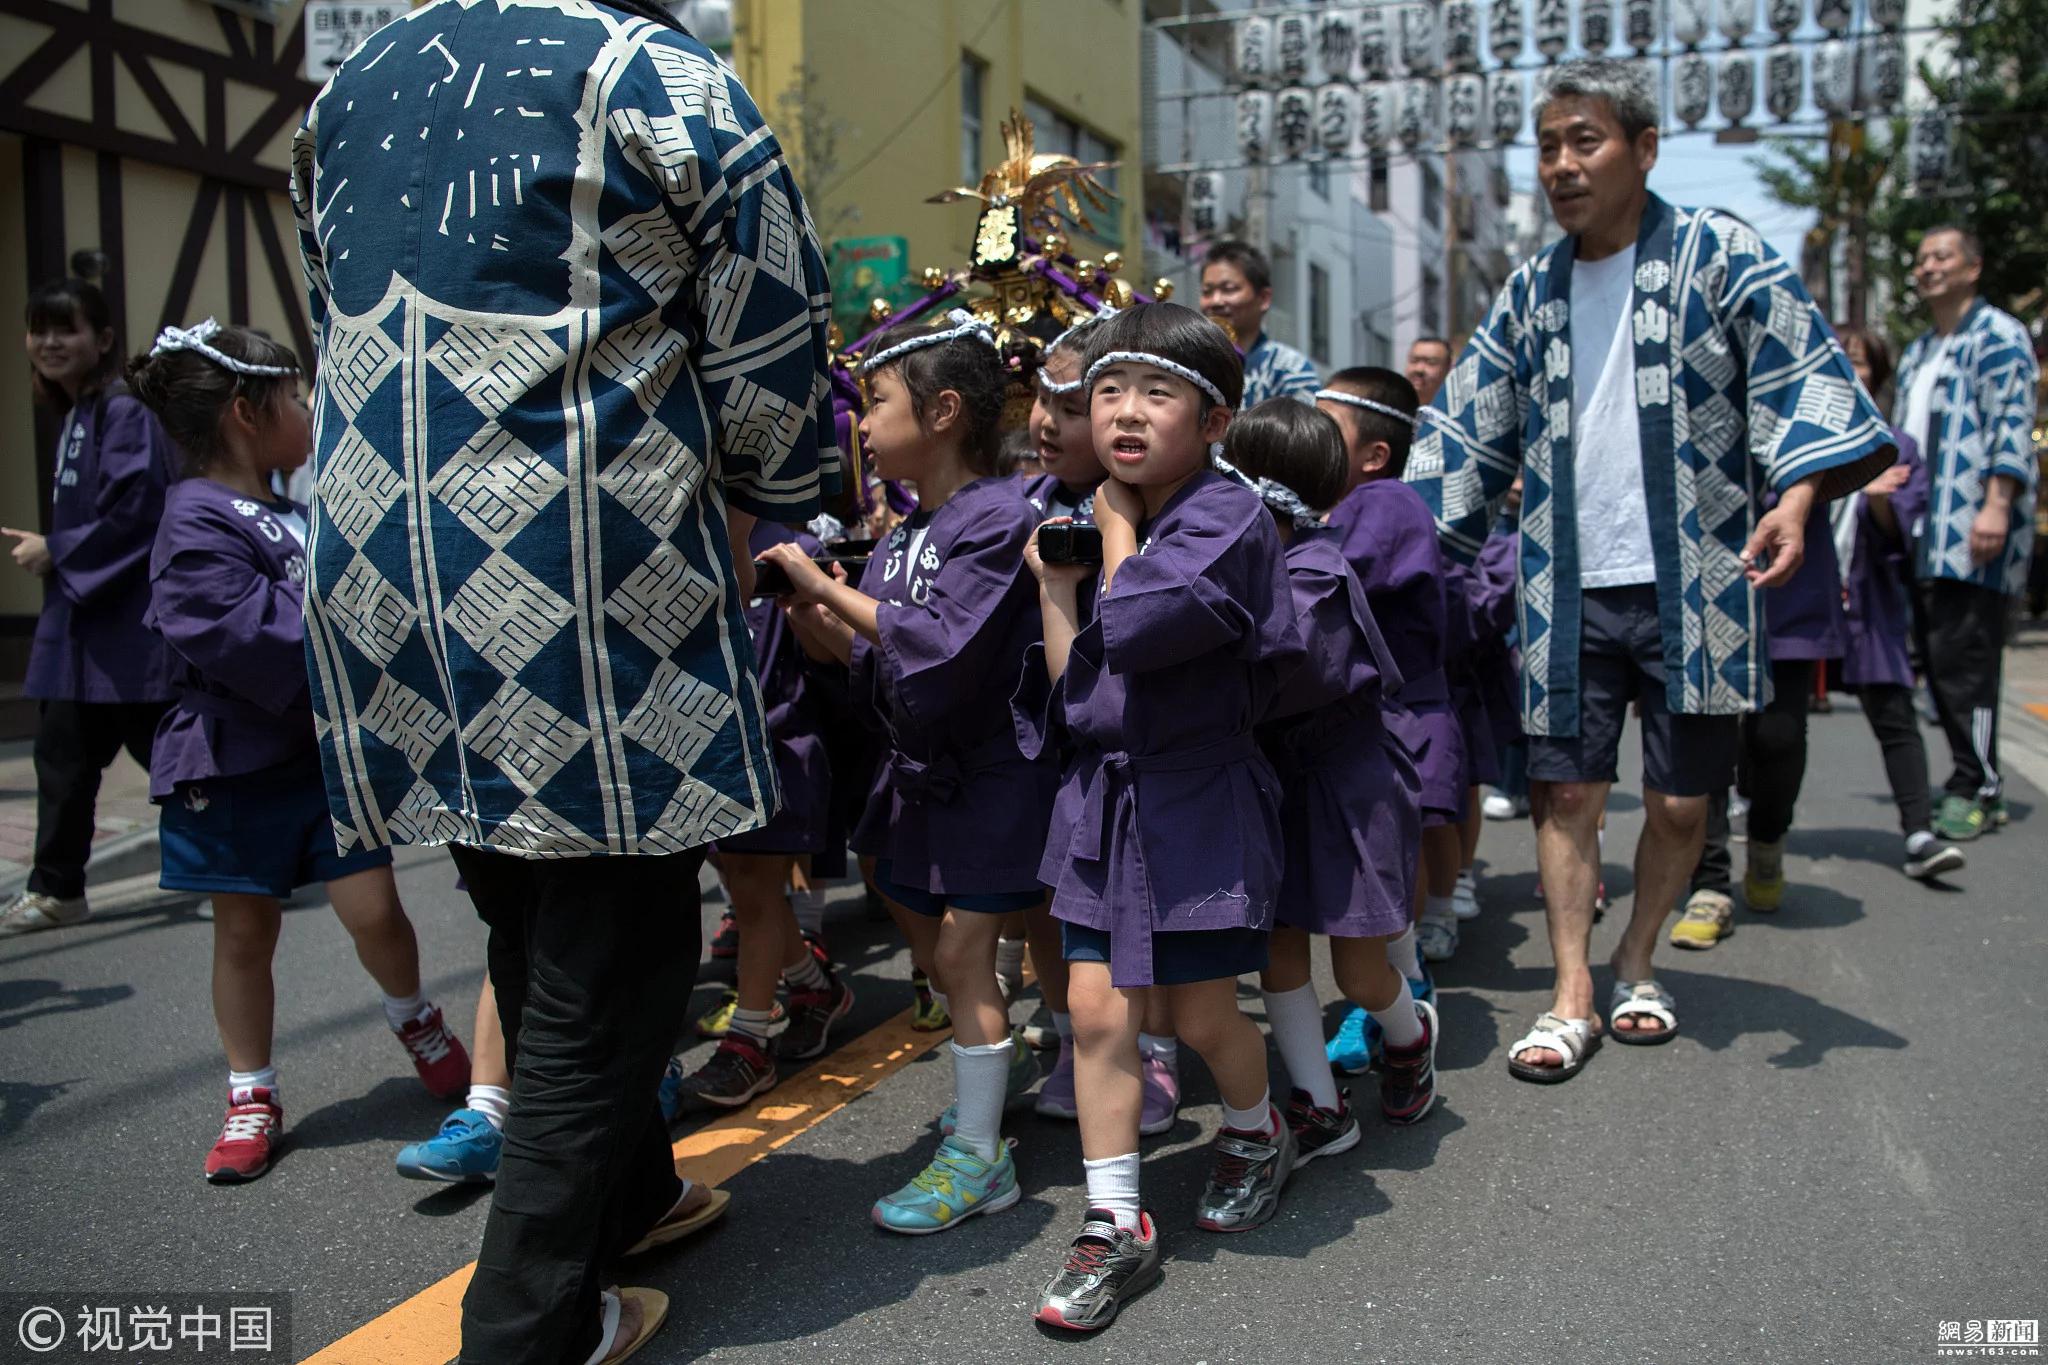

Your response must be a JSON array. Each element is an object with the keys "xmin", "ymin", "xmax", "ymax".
[
  {"xmin": 2026, "ymin": 702, "xmax": 2048, "ymax": 723},
  {"xmin": 300, "ymin": 1005, "xmax": 951, "ymax": 1364}
]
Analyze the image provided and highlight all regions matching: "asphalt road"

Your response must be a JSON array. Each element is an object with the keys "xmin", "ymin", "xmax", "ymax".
[{"xmin": 3, "ymin": 696, "xmax": 2042, "ymax": 1365}]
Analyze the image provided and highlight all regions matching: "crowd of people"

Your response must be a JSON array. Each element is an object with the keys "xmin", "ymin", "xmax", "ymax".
[{"xmin": 3, "ymin": 2, "xmax": 2038, "ymax": 1361}]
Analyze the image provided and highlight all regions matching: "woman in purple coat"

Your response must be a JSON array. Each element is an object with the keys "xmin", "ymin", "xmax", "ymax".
[
  {"xmin": 1, "ymin": 262, "xmax": 173, "ymax": 936},
  {"xmin": 127, "ymin": 321, "xmax": 468, "ymax": 1184}
]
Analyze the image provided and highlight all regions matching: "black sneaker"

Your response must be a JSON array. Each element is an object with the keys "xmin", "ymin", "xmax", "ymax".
[
  {"xmin": 1284, "ymin": 1087, "xmax": 1362, "ymax": 1166},
  {"xmin": 675, "ymin": 1036, "xmax": 777, "ymax": 1109},
  {"xmin": 1379, "ymin": 999, "xmax": 1439, "ymax": 1126},
  {"xmin": 1032, "ymin": 1208, "xmax": 1162, "ymax": 1332},
  {"xmin": 780, "ymin": 977, "xmax": 855, "ymax": 1060},
  {"xmin": 709, "ymin": 910, "xmax": 740, "ymax": 960}
]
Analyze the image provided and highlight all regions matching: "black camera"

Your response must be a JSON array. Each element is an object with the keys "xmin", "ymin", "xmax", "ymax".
[
  {"xmin": 1036, "ymin": 521, "xmax": 1103, "ymax": 565},
  {"xmin": 751, "ymin": 551, "xmax": 873, "ymax": 598}
]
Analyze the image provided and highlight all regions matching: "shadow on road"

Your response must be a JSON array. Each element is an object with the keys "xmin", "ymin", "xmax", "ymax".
[
  {"xmin": 0, "ymin": 976, "xmax": 134, "ymax": 1030},
  {"xmin": 0, "ymin": 1077, "xmax": 78, "ymax": 1141}
]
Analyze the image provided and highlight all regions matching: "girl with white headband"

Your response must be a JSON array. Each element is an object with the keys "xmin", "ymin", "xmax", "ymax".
[
  {"xmin": 1018, "ymin": 302, "xmax": 1305, "ymax": 1332},
  {"xmin": 760, "ymin": 309, "xmax": 1057, "ymax": 1236},
  {"xmin": 126, "ymin": 320, "xmax": 471, "ymax": 1184}
]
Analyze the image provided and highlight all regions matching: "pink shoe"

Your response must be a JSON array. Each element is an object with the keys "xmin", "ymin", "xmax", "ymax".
[
  {"xmin": 1035, "ymin": 1038, "xmax": 1078, "ymax": 1119},
  {"xmin": 396, "ymin": 1005, "xmax": 471, "ymax": 1100},
  {"xmin": 1139, "ymin": 1054, "xmax": 1178, "ymax": 1136}
]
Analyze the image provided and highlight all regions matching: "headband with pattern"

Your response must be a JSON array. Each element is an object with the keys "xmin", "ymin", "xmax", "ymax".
[
  {"xmin": 1036, "ymin": 306, "xmax": 1121, "ymax": 396},
  {"xmin": 150, "ymin": 318, "xmax": 298, "ymax": 378},
  {"xmin": 1314, "ymin": 387, "xmax": 1418, "ymax": 429},
  {"xmin": 1084, "ymin": 351, "xmax": 1230, "ymax": 408},
  {"xmin": 1211, "ymin": 450, "xmax": 1325, "ymax": 531},
  {"xmin": 859, "ymin": 308, "xmax": 997, "ymax": 373}
]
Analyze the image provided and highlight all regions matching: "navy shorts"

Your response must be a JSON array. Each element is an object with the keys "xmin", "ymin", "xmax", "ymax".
[
  {"xmin": 1525, "ymin": 584, "xmax": 1738, "ymax": 797},
  {"xmin": 872, "ymin": 858, "xmax": 1043, "ymax": 919},
  {"xmin": 1062, "ymin": 922, "xmax": 1270, "ymax": 986},
  {"xmin": 159, "ymin": 755, "xmax": 393, "ymax": 898}
]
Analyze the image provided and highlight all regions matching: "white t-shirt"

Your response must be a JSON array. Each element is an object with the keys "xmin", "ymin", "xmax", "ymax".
[
  {"xmin": 1900, "ymin": 335, "xmax": 1949, "ymax": 454},
  {"xmin": 1569, "ymin": 247, "xmax": 1657, "ymax": 589}
]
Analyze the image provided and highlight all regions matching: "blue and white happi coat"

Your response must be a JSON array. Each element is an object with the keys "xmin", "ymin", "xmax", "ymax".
[
  {"xmin": 1894, "ymin": 300, "xmax": 2040, "ymax": 596},
  {"xmin": 1242, "ymin": 333, "xmax": 1322, "ymax": 407},
  {"xmin": 291, "ymin": 0, "xmax": 837, "ymax": 857},
  {"xmin": 1406, "ymin": 194, "xmax": 1894, "ymax": 738}
]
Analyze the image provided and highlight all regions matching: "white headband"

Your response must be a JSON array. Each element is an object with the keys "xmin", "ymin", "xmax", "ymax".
[
  {"xmin": 150, "ymin": 318, "xmax": 297, "ymax": 377},
  {"xmin": 1315, "ymin": 388, "xmax": 1418, "ymax": 429},
  {"xmin": 859, "ymin": 308, "xmax": 998, "ymax": 373},
  {"xmin": 1037, "ymin": 304, "xmax": 1122, "ymax": 394},
  {"xmin": 1084, "ymin": 351, "xmax": 1229, "ymax": 409},
  {"xmin": 1212, "ymin": 450, "xmax": 1324, "ymax": 531}
]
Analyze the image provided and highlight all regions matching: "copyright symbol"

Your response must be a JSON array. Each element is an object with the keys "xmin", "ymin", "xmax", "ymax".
[{"xmin": 16, "ymin": 1304, "xmax": 65, "ymax": 1352}]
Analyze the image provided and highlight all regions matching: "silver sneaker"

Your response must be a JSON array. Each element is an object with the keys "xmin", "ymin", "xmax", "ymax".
[
  {"xmin": 0, "ymin": 891, "xmax": 90, "ymax": 937},
  {"xmin": 1032, "ymin": 1209, "xmax": 1161, "ymax": 1332},
  {"xmin": 1194, "ymin": 1109, "xmax": 1296, "ymax": 1233}
]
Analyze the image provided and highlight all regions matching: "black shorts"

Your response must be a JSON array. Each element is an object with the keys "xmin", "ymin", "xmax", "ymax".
[{"xmin": 1525, "ymin": 585, "xmax": 1738, "ymax": 797}]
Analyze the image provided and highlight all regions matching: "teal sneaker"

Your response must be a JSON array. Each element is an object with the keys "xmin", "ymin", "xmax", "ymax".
[
  {"xmin": 1325, "ymin": 971, "xmax": 1434, "ymax": 1077},
  {"xmin": 395, "ymin": 1108, "xmax": 501, "ymax": 1184},
  {"xmin": 871, "ymin": 1136, "xmax": 1021, "ymax": 1234},
  {"xmin": 938, "ymin": 1035, "xmax": 1039, "ymax": 1135},
  {"xmin": 1934, "ymin": 793, "xmax": 1988, "ymax": 842}
]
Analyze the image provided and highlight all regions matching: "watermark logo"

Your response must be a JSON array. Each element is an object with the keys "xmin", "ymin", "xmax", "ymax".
[
  {"xmin": 1937, "ymin": 1319, "xmax": 2041, "ymax": 1358},
  {"xmin": 3, "ymin": 1295, "xmax": 289, "ymax": 1361}
]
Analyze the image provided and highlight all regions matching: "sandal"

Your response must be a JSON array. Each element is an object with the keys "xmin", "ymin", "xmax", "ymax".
[
  {"xmin": 1506, "ymin": 1011, "xmax": 1601, "ymax": 1084},
  {"xmin": 1608, "ymin": 980, "xmax": 1678, "ymax": 1046},
  {"xmin": 623, "ymin": 1179, "xmax": 731, "ymax": 1257},
  {"xmin": 589, "ymin": 1287, "xmax": 668, "ymax": 1365}
]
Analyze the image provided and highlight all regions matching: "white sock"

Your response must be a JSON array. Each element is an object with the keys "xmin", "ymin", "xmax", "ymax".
[
  {"xmin": 728, "ymin": 1006, "xmax": 775, "ymax": 1048},
  {"xmin": 782, "ymin": 946, "xmax": 826, "ymax": 993},
  {"xmin": 1422, "ymin": 894, "xmax": 1456, "ymax": 926},
  {"xmin": 949, "ymin": 1039, "xmax": 1011, "ymax": 1161},
  {"xmin": 1385, "ymin": 927, "xmax": 1422, "ymax": 981},
  {"xmin": 1456, "ymin": 867, "xmax": 1476, "ymax": 892},
  {"xmin": 1082, "ymin": 1152, "xmax": 1143, "ymax": 1230},
  {"xmin": 791, "ymin": 888, "xmax": 825, "ymax": 935},
  {"xmin": 1262, "ymin": 984, "xmax": 1340, "ymax": 1110},
  {"xmin": 1220, "ymin": 1089, "xmax": 1275, "ymax": 1138},
  {"xmin": 1051, "ymin": 1010, "xmax": 1074, "ymax": 1041},
  {"xmin": 228, "ymin": 1065, "xmax": 277, "ymax": 1104},
  {"xmin": 381, "ymin": 990, "xmax": 429, "ymax": 1031},
  {"xmin": 996, "ymin": 937, "xmax": 1027, "ymax": 981},
  {"xmin": 1372, "ymin": 994, "xmax": 1423, "ymax": 1050},
  {"xmin": 1905, "ymin": 829, "xmax": 1937, "ymax": 857},
  {"xmin": 466, "ymin": 1084, "xmax": 511, "ymax": 1129},
  {"xmin": 1137, "ymin": 1032, "xmax": 1178, "ymax": 1068}
]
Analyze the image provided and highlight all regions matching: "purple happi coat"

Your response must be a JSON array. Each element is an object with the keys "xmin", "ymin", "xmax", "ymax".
[
  {"xmin": 25, "ymin": 384, "xmax": 174, "ymax": 703},
  {"xmin": 1327, "ymin": 477, "xmax": 1466, "ymax": 822},
  {"xmin": 1762, "ymin": 494, "xmax": 1846, "ymax": 662},
  {"xmin": 1472, "ymin": 526, "xmax": 1524, "ymax": 753},
  {"xmin": 1260, "ymin": 527, "xmax": 1418, "ymax": 939},
  {"xmin": 1840, "ymin": 434, "xmax": 1928, "ymax": 689},
  {"xmin": 1023, "ymin": 472, "xmax": 1101, "ymax": 521},
  {"xmin": 1015, "ymin": 472, "xmax": 1305, "ymax": 987},
  {"xmin": 719, "ymin": 521, "xmax": 834, "ymax": 862},
  {"xmin": 144, "ymin": 480, "xmax": 314, "ymax": 799},
  {"xmin": 850, "ymin": 476, "xmax": 1055, "ymax": 894}
]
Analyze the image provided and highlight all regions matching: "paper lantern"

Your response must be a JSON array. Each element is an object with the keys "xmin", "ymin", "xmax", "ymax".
[
  {"xmin": 1236, "ymin": 89, "xmax": 1272, "ymax": 160},
  {"xmin": 1868, "ymin": 0, "xmax": 1906, "ymax": 28},
  {"xmin": 1397, "ymin": 79, "xmax": 1436, "ymax": 147},
  {"xmin": 1624, "ymin": 0, "xmax": 1657, "ymax": 53},
  {"xmin": 1358, "ymin": 6, "xmax": 1392, "ymax": 79},
  {"xmin": 1718, "ymin": 0, "xmax": 1754, "ymax": 41},
  {"xmin": 1399, "ymin": 4, "xmax": 1438, "ymax": 76},
  {"xmin": 1315, "ymin": 8, "xmax": 1360, "ymax": 83},
  {"xmin": 1812, "ymin": 40, "xmax": 1855, "ymax": 115},
  {"xmin": 1814, "ymin": 0, "xmax": 1852, "ymax": 32},
  {"xmin": 1764, "ymin": 46, "xmax": 1803, "ymax": 121},
  {"xmin": 1534, "ymin": 0, "xmax": 1570, "ymax": 56},
  {"xmin": 1766, "ymin": 0, "xmax": 1800, "ymax": 38},
  {"xmin": 1581, "ymin": 0, "xmax": 1614, "ymax": 52},
  {"xmin": 1861, "ymin": 34, "xmax": 1906, "ymax": 111},
  {"xmin": 1447, "ymin": 74, "xmax": 1484, "ymax": 145},
  {"xmin": 1490, "ymin": 0, "xmax": 1525, "ymax": 62},
  {"xmin": 1445, "ymin": 1, "xmax": 1482, "ymax": 72},
  {"xmin": 1674, "ymin": 54, "xmax": 1713, "ymax": 126},
  {"xmin": 1671, "ymin": 0, "xmax": 1711, "ymax": 47},
  {"xmin": 1275, "ymin": 13, "xmax": 1312, "ymax": 85},
  {"xmin": 1275, "ymin": 85, "xmax": 1316, "ymax": 160},
  {"xmin": 1488, "ymin": 69, "xmax": 1525, "ymax": 144},
  {"xmin": 1910, "ymin": 116, "xmax": 1950, "ymax": 189},
  {"xmin": 1316, "ymin": 83, "xmax": 1360, "ymax": 155},
  {"xmin": 1360, "ymin": 81, "xmax": 1394, "ymax": 148},
  {"xmin": 1183, "ymin": 171, "xmax": 1224, "ymax": 240},
  {"xmin": 1718, "ymin": 52, "xmax": 1755, "ymax": 124},
  {"xmin": 1235, "ymin": 16, "xmax": 1274, "ymax": 86}
]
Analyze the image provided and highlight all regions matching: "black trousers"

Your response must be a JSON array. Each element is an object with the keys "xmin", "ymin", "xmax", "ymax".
[
  {"xmin": 1693, "ymin": 660, "xmax": 1813, "ymax": 894},
  {"xmin": 1855, "ymin": 683, "xmax": 1936, "ymax": 837},
  {"xmin": 1915, "ymin": 578, "xmax": 2008, "ymax": 800},
  {"xmin": 450, "ymin": 847, "xmax": 706, "ymax": 1365},
  {"xmin": 29, "ymin": 700, "xmax": 166, "ymax": 900}
]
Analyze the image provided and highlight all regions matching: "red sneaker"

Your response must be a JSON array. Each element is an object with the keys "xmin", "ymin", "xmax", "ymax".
[
  {"xmin": 396, "ymin": 1005, "xmax": 471, "ymax": 1099},
  {"xmin": 205, "ymin": 1089, "xmax": 284, "ymax": 1184},
  {"xmin": 709, "ymin": 910, "xmax": 740, "ymax": 960}
]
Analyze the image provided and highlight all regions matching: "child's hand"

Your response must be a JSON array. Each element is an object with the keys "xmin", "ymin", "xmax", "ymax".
[
  {"xmin": 757, "ymin": 541, "xmax": 831, "ymax": 603},
  {"xmin": 785, "ymin": 599, "xmax": 854, "ymax": 663},
  {"xmin": 1, "ymin": 528, "xmax": 52, "ymax": 576},
  {"xmin": 1095, "ymin": 478, "xmax": 1144, "ymax": 532},
  {"xmin": 1024, "ymin": 517, "xmax": 1092, "ymax": 591},
  {"xmin": 1865, "ymin": 461, "xmax": 1912, "ymax": 497}
]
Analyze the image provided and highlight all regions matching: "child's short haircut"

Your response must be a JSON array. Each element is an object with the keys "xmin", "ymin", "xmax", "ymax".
[
  {"xmin": 863, "ymin": 319, "xmax": 1008, "ymax": 476},
  {"xmin": 1080, "ymin": 302, "xmax": 1245, "ymax": 413},
  {"xmin": 126, "ymin": 325, "xmax": 301, "ymax": 476},
  {"xmin": 1223, "ymin": 399, "xmax": 1350, "ymax": 511},
  {"xmin": 1323, "ymin": 366, "xmax": 1420, "ymax": 479}
]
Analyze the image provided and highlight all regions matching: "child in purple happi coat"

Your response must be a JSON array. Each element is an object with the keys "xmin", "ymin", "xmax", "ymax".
[
  {"xmin": 761, "ymin": 310, "xmax": 1054, "ymax": 1235},
  {"xmin": 128, "ymin": 321, "xmax": 468, "ymax": 1185},
  {"xmin": 1020, "ymin": 304, "xmax": 1305, "ymax": 1332}
]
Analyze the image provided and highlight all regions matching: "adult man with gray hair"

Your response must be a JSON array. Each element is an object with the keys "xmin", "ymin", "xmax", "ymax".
[
  {"xmin": 1407, "ymin": 58, "xmax": 1893, "ymax": 1083},
  {"xmin": 1894, "ymin": 225, "xmax": 2039, "ymax": 841}
]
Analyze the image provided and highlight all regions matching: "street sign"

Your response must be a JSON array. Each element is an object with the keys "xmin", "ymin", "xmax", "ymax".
[
  {"xmin": 302, "ymin": 1, "xmax": 408, "ymax": 84},
  {"xmin": 829, "ymin": 236, "xmax": 912, "ymax": 333}
]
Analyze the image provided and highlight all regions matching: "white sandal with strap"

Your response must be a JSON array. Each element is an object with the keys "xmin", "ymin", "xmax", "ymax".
[
  {"xmin": 1609, "ymin": 980, "xmax": 1678, "ymax": 1046},
  {"xmin": 1506, "ymin": 1011, "xmax": 1601, "ymax": 1084}
]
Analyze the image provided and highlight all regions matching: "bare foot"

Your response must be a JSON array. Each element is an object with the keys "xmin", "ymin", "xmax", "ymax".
[{"xmin": 597, "ymin": 1292, "xmax": 642, "ymax": 1364}]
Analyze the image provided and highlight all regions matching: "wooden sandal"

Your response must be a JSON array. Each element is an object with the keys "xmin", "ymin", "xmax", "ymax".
[{"xmin": 624, "ymin": 1180, "xmax": 730, "ymax": 1257}]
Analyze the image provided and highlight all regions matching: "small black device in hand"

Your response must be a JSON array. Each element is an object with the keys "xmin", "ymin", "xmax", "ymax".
[
  {"xmin": 751, "ymin": 552, "xmax": 873, "ymax": 598},
  {"xmin": 1036, "ymin": 521, "xmax": 1103, "ymax": 565}
]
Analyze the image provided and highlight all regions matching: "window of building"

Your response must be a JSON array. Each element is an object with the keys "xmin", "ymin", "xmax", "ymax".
[
  {"xmin": 1369, "ymin": 153, "xmax": 1389, "ymax": 213},
  {"xmin": 961, "ymin": 56, "xmax": 986, "ymax": 187},
  {"xmin": 1422, "ymin": 265, "xmax": 1443, "ymax": 335},
  {"xmin": 1421, "ymin": 159, "xmax": 1442, "ymax": 229},
  {"xmin": 1308, "ymin": 261, "xmax": 1331, "ymax": 364}
]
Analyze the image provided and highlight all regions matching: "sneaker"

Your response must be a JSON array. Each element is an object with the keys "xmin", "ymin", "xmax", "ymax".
[
  {"xmin": 672, "ymin": 1036, "xmax": 777, "ymax": 1110},
  {"xmin": 1326, "ymin": 1006, "xmax": 1374, "ymax": 1076},
  {"xmin": 910, "ymin": 971, "xmax": 950, "ymax": 1032},
  {"xmin": 1903, "ymin": 837, "xmax": 1966, "ymax": 881},
  {"xmin": 709, "ymin": 910, "xmax": 740, "ymax": 959},
  {"xmin": 0, "ymin": 890, "xmax": 89, "ymax": 937},
  {"xmin": 939, "ymin": 1035, "xmax": 1039, "ymax": 1134},
  {"xmin": 395, "ymin": 1108, "xmax": 501, "ymax": 1184},
  {"xmin": 871, "ymin": 1136, "xmax": 1021, "ymax": 1234},
  {"xmin": 1451, "ymin": 870, "xmax": 1481, "ymax": 921},
  {"xmin": 1669, "ymin": 888, "xmax": 1735, "ymax": 949},
  {"xmin": 658, "ymin": 1056, "xmax": 687, "ymax": 1124},
  {"xmin": 1595, "ymin": 881, "xmax": 1610, "ymax": 922},
  {"xmin": 1034, "ymin": 1038, "xmax": 1079, "ymax": 1119},
  {"xmin": 1139, "ymin": 1053, "xmax": 1179, "ymax": 1137},
  {"xmin": 1416, "ymin": 918, "xmax": 1458, "ymax": 962},
  {"xmin": 395, "ymin": 1006, "xmax": 471, "ymax": 1100},
  {"xmin": 695, "ymin": 989, "xmax": 781, "ymax": 1040},
  {"xmin": 1194, "ymin": 1106, "xmax": 1295, "ymax": 1233},
  {"xmin": 1032, "ymin": 1209, "xmax": 1162, "ymax": 1332},
  {"xmin": 1481, "ymin": 791, "xmax": 1528, "ymax": 821},
  {"xmin": 1728, "ymin": 793, "xmax": 1751, "ymax": 843},
  {"xmin": 1379, "ymin": 999, "xmax": 1439, "ymax": 1126},
  {"xmin": 1934, "ymin": 793, "xmax": 1988, "ymax": 842},
  {"xmin": 1407, "ymin": 967, "xmax": 1435, "ymax": 1007},
  {"xmin": 205, "ymin": 1088, "xmax": 284, "ymax": 1184},
  {"xmin": 1285, "ymin": 1087, "xmax": 1361, "ymax": 1166},
  {"xmin": 1985, "ymin": 796, "xmax": 2011, "ymax": 829},
  {"xmin": 1743, "ymin": 839, "xmax": 1785, "ymax": 913},
  {"xmin": 1019, "ymin": 1007, "xmax": 1061, "ymax": 1051},
  {"xmin": 779, "ymin": 977, "xmax": 855, "ymax": 1061}
]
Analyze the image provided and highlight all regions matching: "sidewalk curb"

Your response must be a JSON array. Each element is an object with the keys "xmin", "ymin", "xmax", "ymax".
[
  {"xmin": 0, "ymin": 827, "xmax": 161, "ymax": 902},
  {"xmin": 1998, "ymin": 698, "xmax": 2048, "ymax": 800}
]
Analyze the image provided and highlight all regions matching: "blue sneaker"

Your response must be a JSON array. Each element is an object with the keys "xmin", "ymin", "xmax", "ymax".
[
  {"xmin": 1326, "ymin": 972, "xmax": 1435, "ymax": 1077},
  {"xmin": 395, "ymin": 1108, "xmax": 501, "ymax": 1184},
  {"xmin": 1407, "ymin": 967, "xmax": 1435, "ymax": 1007},
  {"xmin": 871, "ymin": 1136, "xmax": 1021, "ymax": 1234},
  {"xmin": 658, "ymin": 1056, "xmax": 686, "ymax": 1124}
]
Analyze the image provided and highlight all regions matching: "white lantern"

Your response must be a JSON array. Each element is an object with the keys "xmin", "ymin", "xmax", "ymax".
[
  {"xmin": 1718, "ymin": 0, "xmax": 1754, "ymax": 42},
  {"xmin": 1534, "ymin": 0, "xmax": 1570, "ymax": 56},
  {"xmin": 1235, "ymin": 16, "xmax": 1274, "ymax": 86},
  {"xmin": 1671, "ymin": 0, "xmax": 1710, "ymax": 47},
  {"xmin": 1316, "ymin": 8, "xmax": 1360, "ymax": 84},
  {"xmin": 1445, "ymin": 2, "xmax": 1482, "ymax": 72},
  {"xmin": 1623, "ymin": 0, "xmax": 1657, "ymax": 53},
  {"xmin": 1765, "ymin": 0, "xmax": 1800, "ymax": 38},
  {"xmin": 1718, "ymin": 52, "xmax": 1755, "ymax": 124},
  {"xmin": 1868, "ymin": 0, "xmax": 1906, "ymax": 28},
  {"xmin": 1581, "ymin": 0, "xmax": 1614, "ymax": 52},
  {"xmin": 1489, "ymin": 0, "xmax": 1525, "ymax": 62},
  {"xmin": 1397, "ymin": 79, "xmax": 1436, "ymax": 147},
  {"xmin": 1360, "ymin": 81, "xmax": 1394, "ymax": 148},
  {"xmin": 1812, "ymin": 40, "xmax": 1855, "ymax": 115},
  {"xmin": 1399, "ymin": 4, "xmax": 1438, "ymax": 77},
  {"xmin": 1488, "ymin": 70, "xmax": 1525, "ymax": 144},
  {"xmin": 1358, "ymin": 7, "xmax": 1392, "ymax": 79},
  {"xmin": 1236, "ymin": 89, "xmax": 1273, "ymax": 160},
  {"xmin": 1315, "ymin": 83, "xmax": 1360, "ymax": 156},
  {"xmin": 1275, "ymin": 85, "xmax": 1315, "ymax": 160},
  {"xmin": 1814, "ymin": 0, "xmax": 1852, "ymax": 32},
  {"xmin": 1910, "ymin": 115, "xmax": 1950, "ymax": 189},
  {"xmin": 1183, "ymin": 171, "xmax": 1224, "ymax": 240},
  {"xmin": 1275, "ymin": 14, "xmax": 1312, "ymax": 85},
  {"xmin": 1764, "ymin": 46, "xmax": 1802, "ymax": 121},
  {"xmin": 1447, "ymin": 74, "xmax": 1484, "ymax": 145},
  {"xmin": 1861, "ymin": 34, "xmax": 1906, "ymax": 111},
  {"xmin": 1673, "ymin": 54, "xmax": 1713, "ymax": 126}
]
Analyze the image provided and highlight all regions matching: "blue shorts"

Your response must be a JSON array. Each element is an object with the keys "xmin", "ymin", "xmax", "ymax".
[
  {"xmin": 1062, "ymin": 922, "xmax": 1270, "ymax": 986},
  {"xmin": 872, "ymin": 858, "xmax": 1043, "ymax": 919},
  {"xmin": 159, "ymin": 756, "xmax": 392, "ymax": 898}
]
